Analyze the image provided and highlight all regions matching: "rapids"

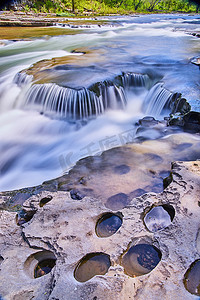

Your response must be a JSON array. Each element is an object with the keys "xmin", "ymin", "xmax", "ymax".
[{"xmin": 0, "ymin": 14, "xmax": 199, "ymax": 191}]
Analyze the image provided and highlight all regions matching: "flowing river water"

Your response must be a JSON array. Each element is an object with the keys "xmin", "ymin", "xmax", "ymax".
[{"xmin": 0, "ymin": 14, "xmax": 199, "ymax": 191}]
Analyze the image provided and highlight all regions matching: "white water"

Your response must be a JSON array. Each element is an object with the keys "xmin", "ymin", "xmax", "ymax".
[{"xmin": 0, "ymin": 14, "xmax": 199, "ymax": 191}]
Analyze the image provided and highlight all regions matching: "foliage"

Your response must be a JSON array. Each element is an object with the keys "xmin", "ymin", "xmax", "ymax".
[{"xmin": 7, "ymin": 0, "xmax": 200, "ymax": 14}]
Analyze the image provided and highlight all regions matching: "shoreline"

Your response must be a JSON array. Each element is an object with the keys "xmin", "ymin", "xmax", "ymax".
[{"xmin": 0, "ymin": 10, "xmax": 199, "ymax": 27}]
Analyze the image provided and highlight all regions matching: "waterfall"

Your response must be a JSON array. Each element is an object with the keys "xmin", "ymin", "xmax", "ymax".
[
  {"xmin": 24, "ymin": 83, "xmax": 105, "ymax": 120},
  {"xmin": 143, "ymin": 82, "xmax": 175, "ymax": 116},
  {"xmin": 15, "ymin": 72, "xmax": 177, "ymax": 121},
  {"xmin": 120, "ymin": 73, "xmax": 151, "ymax": 89},
  {"xmin": 13, "ymin": 72, "xmax": 33, "ymax": 87}
]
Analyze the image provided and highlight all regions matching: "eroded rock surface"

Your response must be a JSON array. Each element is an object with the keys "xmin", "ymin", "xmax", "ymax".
[{"xmin": 0, "ymin": 160, "xmax": 200, "ymax": 299}]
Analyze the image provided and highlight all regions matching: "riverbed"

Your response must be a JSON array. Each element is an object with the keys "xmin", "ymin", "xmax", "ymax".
[{"xmin": 0, "ymin": 14, "xmax": 199, "ymax": 191}]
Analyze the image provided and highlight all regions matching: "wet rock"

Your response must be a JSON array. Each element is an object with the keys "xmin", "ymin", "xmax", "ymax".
[
  {"xmin": 70, "ymin": 189, "xmax": 85, "ymax": 200},
  {"xmin": 74, "ymin": 252, "xmax": 111, "ymax": 282},
  {"xmin": 128, "ymin": 188, "xmax": 146, "ymax": 199},
  {"xmin": 168, "ymin": 113, "xmax": 185, "ymax": 127},
  {"xmin": 95, "ymin": 212, "xmax": 123, "ymax": 237},
  {"xmin": 163, "ymin": 172, "xmax": 173, "ymax": 189},
  {"xmin": 143, "ymin": 153, "xmax": 163, "ymax": 163},
  {"xmin": 136, "ymin": 127, "xmax": 163, "ymax": 141},
  {"xmin": 191, "ymin": 56, "xmax": 200, "ymax": 67},
  {"xmin": 183, "ymin": 111, "xmax": 200, "ymax": 133},
  {"xmin": 106, "ymin": 193, "xmax": 129, "ymax": 210},
  {"xmin": 113, "ymin": 164, "xmax": 130, "ymax": 175},
  {"xmin": 159, "ymin": 170, "xmax": 171, "ymax": 179},
  {"xmin": 175, "ymin": 143, "xmax": 193, "ymax": 151},
  {"xmin": 183, "ymin": 260, "xmax": 200, "ymax": 296},
  {"xmin": 170, "ymin": 96, "xmax": 191, "ymax": 115},
  {"xmin": 138, "ymin": 116, "xmax": 159, "ymax": 127},
  {"xmin": 121, "ymin": 243, "xmax": 162, "ymax": 277}
]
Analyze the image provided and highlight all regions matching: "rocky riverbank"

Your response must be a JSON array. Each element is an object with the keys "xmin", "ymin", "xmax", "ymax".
[{"xmin": 0, "ymin": 11, "xmax": 112, "ymax": 27}]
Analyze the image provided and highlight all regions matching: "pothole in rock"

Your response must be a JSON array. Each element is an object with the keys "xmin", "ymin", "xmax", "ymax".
[
  {"xmin": 16, "ymin": 208, "xmax": 37, "ymax": 226},
  {"xmin": 95, "ymin": 212, "xmax": 123, "ymax": 238},
  {"xmin": 74, "ymin": 252, "xmax": 111, "ymax": 282},
  {"xmin": 34, "ymin": 259, "xmax": 56, "ymax": 278},
  {"xmin": 24, "ymin": 250, "xmax": 56, "ymax": 279},
  {"xmin": 0, "ymin": 255, "xmax": 4, "ymax": 265},
  {"xmin": 143, "ymin": 204, "xmax": 175, "ymax": 233},
  {"xmin": 183, "ymin": 259, "xmax": 200, "ymax": 296},
  {"xmin": 121, "ymin": 243, "xmax": 162, "ymax": 277},
  {"xmin": 39, "ymin": 195, "xmax": 53, "ymax": 207},
  {"xmin": 106, "ymin": 193, "xmax": 129, "ymax": 210},
  {"xmin": 113, "ymin": 164, "xmax": 130, "ymax": 175}
]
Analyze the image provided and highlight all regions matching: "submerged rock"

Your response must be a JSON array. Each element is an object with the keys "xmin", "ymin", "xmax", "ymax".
[
  {"xmin": 183, "ymin": 111, "xmax": 200, "ymax": 133},
  {"xmin": 106, "ymin": 193, "xmax": 129, "ymax": 210}
]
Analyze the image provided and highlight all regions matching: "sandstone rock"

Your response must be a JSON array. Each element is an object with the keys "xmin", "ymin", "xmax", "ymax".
[{"xmin": 0, "ymin": 160, "xmax": 200, "ymax": 299}]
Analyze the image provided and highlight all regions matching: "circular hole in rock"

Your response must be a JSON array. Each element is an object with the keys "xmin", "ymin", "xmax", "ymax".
[
  {"xmin": 16, "ymin": 209, "xmax": 36, "ymax": 226},
  {"xmin": 183, "ymin": 259, "xmax": 200, "ymax": 296},
  {"xmin": 95, "ymin": 212, "xmax": 123, "ymax": 238},
  {"xmin": 143, "ymin": 204, "xmax": 175, "ymax": 232},
  {"xmin": 121, "ymin": 243, "xmax": 162, "ymax": 277},
  {"xmin": 39, "ymin": 195, "xmax": 53, "ymax": 207},
  {"xmin": 24, "ymin": 250, "xmax": 56, "ymax": 279},
  {"xmin": 34, "ymin": 259, "xmax": 56, "ymax": 278},
  {"xmin": 74, "ymin": 252, "xmax": 111, "ymax": 282},
  {"xmin": 106, "ymin": 193, "xmax": 129, "ymax": 210}
]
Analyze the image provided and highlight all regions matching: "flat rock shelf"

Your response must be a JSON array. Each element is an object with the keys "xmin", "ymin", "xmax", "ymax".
[{"xmin": 0, "ymin": 160, "xmax": 200, "ymax": 299}]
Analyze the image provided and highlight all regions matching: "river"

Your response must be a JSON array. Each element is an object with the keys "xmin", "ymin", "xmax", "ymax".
[{"xmin": 0, "ymin": 14, "xmax": 199, "ymax": 191}]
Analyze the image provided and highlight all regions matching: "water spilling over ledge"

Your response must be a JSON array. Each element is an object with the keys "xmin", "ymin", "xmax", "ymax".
[{"xmin": 14, "ymin": 71, "xmax": 178, "ymax": 121}]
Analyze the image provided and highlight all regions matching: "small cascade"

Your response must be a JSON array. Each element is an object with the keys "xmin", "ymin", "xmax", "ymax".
[
  {"xmin": 143, "ymin": 82, "xmax": 176, "ymax": 116},
  {"xmin": 25, "ymin": 83, "xmax": 104, "ymax": 120},
  {"xmin": 120, "ymin": 73, "xmax": 151, "ymax": 89},
  {"xmin": 13, "ymin": 72, "xmax": 33, "ymax": 87},
  {"xmin": 98, "ymin": 82, "xmax": 127, "ymax": 110},
  {"xmin": 19, "ymin": 72, "xmax": 178, "ymax": 121},
  {"xmin": 24, "ymin": 81, "xmax": 127, "ymax": 121}
]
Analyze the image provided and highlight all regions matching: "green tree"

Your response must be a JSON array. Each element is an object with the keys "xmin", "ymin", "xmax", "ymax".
[
  {"xmin": 132, "ymin": 0, "xmax": 143, "ymax": 10},
  {"xmin": 147, "ymin": 0, "xmax": 162, "ymax": 11}
]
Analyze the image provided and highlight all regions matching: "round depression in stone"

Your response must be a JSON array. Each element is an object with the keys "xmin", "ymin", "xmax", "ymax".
[
  {"xmin": 183, "ymin": 259, "xmax": 200, "ymax": 296},
  {"xmin": 121, "ymin": 243, "xmax": 162, "ymax": 277},
  {"xmin": 74, "ymin": 252, "xmax": 111, "ymax": 282},
  {"xmin": 34, "ymin": 259, "xmax": 56, "ymax": 278},
  {"xmin": 144, "ymin": 204, "xmax": 175, "ymax": 232},
  {"xmin": 96, "ymin": 213, "xmax": 123, "ymax": 238}
]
